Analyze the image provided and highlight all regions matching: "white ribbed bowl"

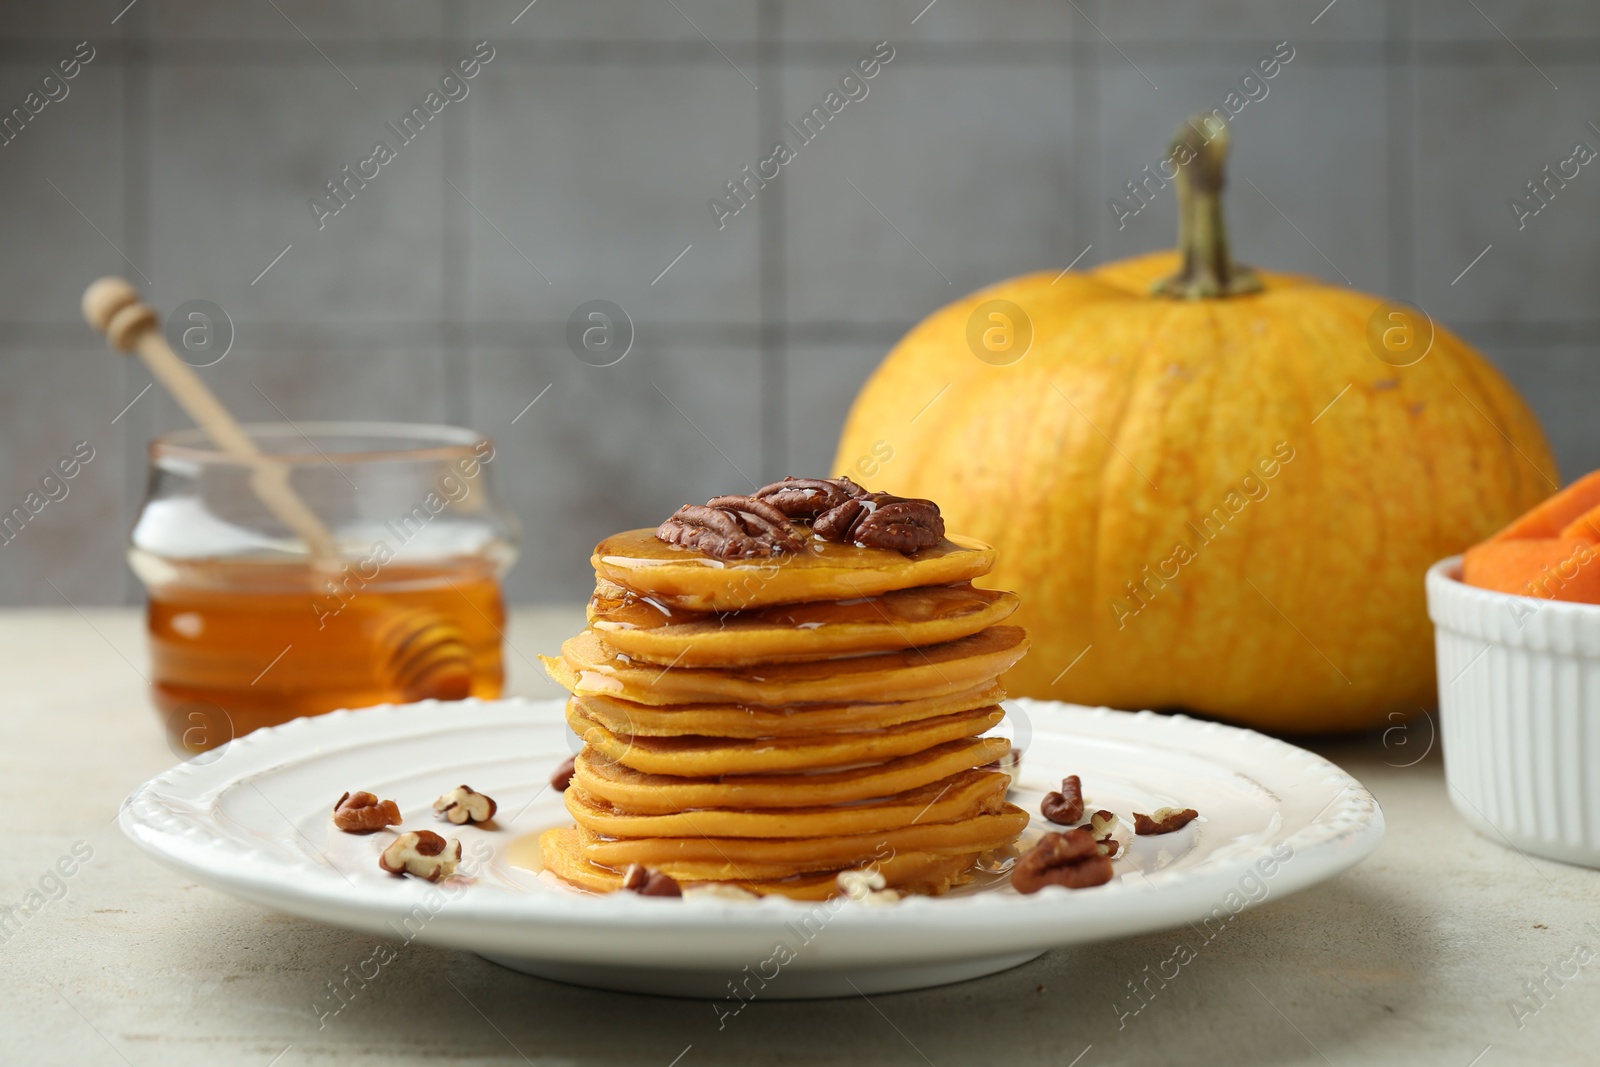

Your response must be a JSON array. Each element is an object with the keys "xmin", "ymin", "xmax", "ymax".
[{"xmin": 1427, "ymin": 555, "xmax": 1600, "ymax": 867}]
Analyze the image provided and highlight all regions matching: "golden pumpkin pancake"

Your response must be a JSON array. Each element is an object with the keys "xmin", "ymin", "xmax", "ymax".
[
  {"xmin": 570, "ymin": 682, "xmax": 1005, "ymax": 739},
  {"xmin": 570, "ymin": 805, "xmax": 1030, "ymax": 876},
  {"xmin": 570, "ymin": 702, "xmax": 1004, "ymax": 775},
  {"xmin": 544, "ymin": 625, "xmax": 1029, "ymax": 707},
  {"xmin": 588, "ymin": 580, "xmax": 1020, "ymax": 667},
  {"xmin": 565, "ymin": 769, "xmax": 1008, "ymax": 838},
  {"xmin": 539, "ymin": 827, "xmax": 983, "ymax": 899},
  {"xmin": 571, "ymin": 737, "xmax": 1010, "ymax": 811},
  {"xmin": 591, "ymin": 528, "xmax": 997, "ymax": 612}
]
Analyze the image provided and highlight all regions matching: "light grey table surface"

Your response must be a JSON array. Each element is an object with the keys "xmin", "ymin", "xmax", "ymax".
[{"xmin": 3, "ymin": 606, "xmax": 1596, "ymax": 1067}]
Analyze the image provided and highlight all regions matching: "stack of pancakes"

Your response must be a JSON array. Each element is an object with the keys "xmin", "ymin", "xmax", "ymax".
[{"xmin": 538, "ymin": 522, "xmax": 1031, "ymax": 900}]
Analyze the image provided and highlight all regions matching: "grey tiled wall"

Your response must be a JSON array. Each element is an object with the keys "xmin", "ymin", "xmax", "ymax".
[{"xmin": 2, "ymin": 1, "xmax": 1597, "ymax": 605}]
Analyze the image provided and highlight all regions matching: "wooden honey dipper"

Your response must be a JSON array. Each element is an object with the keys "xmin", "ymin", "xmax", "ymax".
[
  {"xmin": 83, "ymin": 277, "xmax": 477, "ymax": 704},
  {"xmin": 370, "ymin": 607, "xmax": 475, "ymax": 702},
  {"xmin": 82, "ymin": 277, "xmax": 338, "ymax": 562}
]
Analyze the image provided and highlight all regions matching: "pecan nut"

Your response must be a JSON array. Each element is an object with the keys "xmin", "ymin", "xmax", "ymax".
[
  {"xmin": 378, "ymin": 830, "xmax": 462, "ymax": 882},
  {"xmin": 550, "ymin": 756, "xmax": 576, "ymax": 793},
  {"xmin": 1011, "ymin": 828, "xmax": 1116, "ymax": 894},
  {"xmin": 620, "ymin": 863, "xmax": 682, "ymax": 897},
  {"xmin": 332, "ymin": 791, "xmax": 402, "ymax": 834},
  {"xmin": 1133, "ymin": 807, "xmax": 1199, "ymax": 836},
  {"xmin": 814, "ymin": 492, "xmax": 944, "ymax": 553},
  {"xmin": 1040, "ymin": 775, "xmax": 1085, "ymax": 825},
  {"xmin": 1089, "ymin": 809, "xmax": 1122, "ymax": 858},
  {"xmin": 659, "ymin": 478, "xmax": 944, "ymax": 556},
  {"xmin": 812, "ymin": 498, "xmax": 868, "ymax": 542},
  {"xmin": 433, "ymin": 784, "xmax": 497, "ymax": 825},
  {"xmin": 656, "ymin": 495, "xmax": 802, "ymax": 559},
  {"xmin": 752, "ymin": 476, "xmax": 869, "ymax": 518}
]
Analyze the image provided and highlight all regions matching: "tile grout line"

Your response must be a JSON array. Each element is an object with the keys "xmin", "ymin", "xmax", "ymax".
[
  {"xmin": 442, "ymin": 0, "xmax": 471, "ymax": 429},
  {"xmin": 8, "ymin": 317, "xmax": 1600, "ymax": 337},
  {"xmin": 757, "ymin": 0, "xmax": 786, "ymax": 482},
  {"xmin": 11, "ymin": 39, "xmax": 1600, "ymax": 66},
  {"xmin": 1387, "ymin": 0, "xmax": 1416, "ymax": 303},
  {"xmin": 1079, "ymin": 3, "xmax": 1101, "ymax": 271},
  {"xmin": 120, "ymin": 4, "xmax": 152, "ymax": 608}
]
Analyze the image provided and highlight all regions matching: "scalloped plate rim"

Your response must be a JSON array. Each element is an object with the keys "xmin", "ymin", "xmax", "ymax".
[{"xmin": 118, "ymin": 696, "xmax": 1385, "ymax": 953}]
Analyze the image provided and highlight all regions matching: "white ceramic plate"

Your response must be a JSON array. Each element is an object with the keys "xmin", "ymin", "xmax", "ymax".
[{"xmin": 119, "ymin": 697, "xmax": 1384, "ymax": 998}]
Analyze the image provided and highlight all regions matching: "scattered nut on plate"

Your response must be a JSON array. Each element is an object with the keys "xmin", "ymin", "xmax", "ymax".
[
  {"xmin": 1040, "ymin": 774, "xmax": 1085, "ymax": 825},
  {"xmin": 1088, "ymin": 809, "xmax": 1123, "ymax": 858},
  {"xmin": 378, "ymin": 830, "xmax": 462, "ymax": 882},
  {"xmin": 550, "ymin": 756, "xmax": 576, "ymax": 792},
  {"xmin": 619, "ymin": 863, "xmax": 681, "ymax": 897},
  {"xmin": 433, "ymin": 784, "xmax": 497, "ymax": 825},
  {"xmin": 1010, "ymin": 828, "xmax": 1115, "ymax": 894},
  {"xmin": 1133, "ymin": 806, "xmax": 1200, "ymax": 836},
  {"xmin": 331, "ymin": 791, "xmax": 402, "ymax": 834}
]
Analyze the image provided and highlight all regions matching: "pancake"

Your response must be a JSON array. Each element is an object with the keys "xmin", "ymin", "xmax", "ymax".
[
  {"xmin": 570, "ymin": 702, "xmax": 1005, "ymax": 776},
  {"xmin": 543, "ymin": 625, "xmax": 1030, "ymax": 707},
  {"xmin": 538, "ymin": 827, "xmax": 985, "ymax": 899},
  {"xmin": 570, "ymin": 737, "xmax": 1010, "ymax": 811},
  {"xmin": 591, "ymin": 528, "xmax": 997, "ymax": 612},
  {"xmin": 588, "ymin": 580, "xmax": 1020, "ymax": 667},
  {"xmin": 564, "ymin": 769, "xmax": 1009, "ymax": 838},
  {"xmin": 570, "ymin": 805, "xmax": 1030, "ymax": 876},
  {"xmin": 569, "ymin": 682, "xmax": 1005, "ymax": 739}
]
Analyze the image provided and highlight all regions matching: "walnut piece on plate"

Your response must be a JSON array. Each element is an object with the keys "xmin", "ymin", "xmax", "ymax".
[
  {"xmin": 433, "ymin": 784, "xmax": 497, "ymax": 825},
  {"xmin": 332, "ymin": 791, "xmax": 402, "ymax": 834},
  {"xmin": 378, "ymin": 830, "xmax": 461, "ymax": 882}
]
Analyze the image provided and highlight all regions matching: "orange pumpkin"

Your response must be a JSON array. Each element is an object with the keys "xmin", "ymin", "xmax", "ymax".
[{"xmin": 832, "ymin": 117, "xmax": 1556, "ymax": 733}]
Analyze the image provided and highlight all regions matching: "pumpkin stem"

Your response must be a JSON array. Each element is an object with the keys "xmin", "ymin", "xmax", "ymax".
[{"xmin": 1153, "ymin": 115, "xmax": 1263, "ymax": 300}]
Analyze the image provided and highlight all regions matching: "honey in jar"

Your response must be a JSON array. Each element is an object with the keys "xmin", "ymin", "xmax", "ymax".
[
  {"xmin": 130, "ymin": 423, "xmax": 520, "ymax": 753},
  {"xmin": 143, "ymin": 556, "xmax": 506, "ymax": 751}
]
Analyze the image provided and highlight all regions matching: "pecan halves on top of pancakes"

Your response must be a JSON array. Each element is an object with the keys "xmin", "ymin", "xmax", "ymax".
[
  {"xmin": 752, "ymin": 476, "xmax": 870, "ymax": 519},
  {"xmin": 656, "ymin": 494, "xmax": 803, "ymax": 559},
  {"xmin": 813, "ymin": 492, "xmax": 945, "ymax": 553}
]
